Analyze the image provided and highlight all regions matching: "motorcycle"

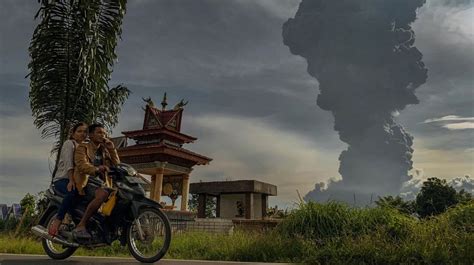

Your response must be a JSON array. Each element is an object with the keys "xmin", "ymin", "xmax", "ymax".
[{"xmin": 31, "ymin": 163, "xmax": 172, "ymax": 263}]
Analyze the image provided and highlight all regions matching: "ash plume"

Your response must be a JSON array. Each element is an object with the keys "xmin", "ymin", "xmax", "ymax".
[{"xmin": 283, "ymin": 0, "xmax": 428, "ymax": 203}]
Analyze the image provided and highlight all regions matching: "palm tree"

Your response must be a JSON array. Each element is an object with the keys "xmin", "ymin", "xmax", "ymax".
[{"xmin": 28, "ymin": 0, "xmax": 130, "ymax": 179}]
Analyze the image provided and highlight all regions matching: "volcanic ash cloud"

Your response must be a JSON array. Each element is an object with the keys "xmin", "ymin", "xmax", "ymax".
[{"xmin": 283, "ymin": 0, "xmax": 428, "ymax": 203}]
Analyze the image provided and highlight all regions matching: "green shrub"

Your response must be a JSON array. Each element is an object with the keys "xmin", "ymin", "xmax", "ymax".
[
  {"xmin": 442, "ymin": 201, "xmax": 474, "ymax": 232},
  {"xmin": 277, "ymin": 201, "xmax": 416, "ymax": 243},
  {"xmin": 355, "ymin": 207, "xmax": 416, "ymax": 240},
  {"xmin": 277, "ymin": 202, "xmax": 352, "ymax": 240},
  {"xmin": 2, "ymin": 217, "xmax": 18, "ymax": 232},
  {"xmin": 416, "ymin": 177, "xmax": 459, "ymax": 217},
  {"xmin": 375, "ymin": 195, "xmax": 415, "ymax": 215}
]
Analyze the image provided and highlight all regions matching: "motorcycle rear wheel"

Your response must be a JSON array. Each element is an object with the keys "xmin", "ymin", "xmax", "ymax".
[
  {"xmin": 126, "ymin": 207, "xmax": 171, "ymax": 263},
  {"xmin": 41, "ymin": 210, "xmax": 77, "ymax": 260}
]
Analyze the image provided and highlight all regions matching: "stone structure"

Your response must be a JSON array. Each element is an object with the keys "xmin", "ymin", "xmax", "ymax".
[
  {"xmin": 190, "ymin": 180, "xmax": 277, "ymax": 219},
  {"xmin": 117, "ymin": 94, "xmax": 212, "ymax": 211}
]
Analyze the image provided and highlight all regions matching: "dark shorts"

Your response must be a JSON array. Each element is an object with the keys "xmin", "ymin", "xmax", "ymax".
[
  {"xmin": 83, "ymin": 177, "xmax": 111, "ymax": 202},
  {"xmin": 83, "ymin": 183, "xmax": 98, "ymax": 202}
]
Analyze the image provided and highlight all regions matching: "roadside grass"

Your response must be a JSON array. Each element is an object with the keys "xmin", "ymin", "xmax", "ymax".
[
  {"xmin": 278, "ymin": 200, "xmax": 474, "ymax": 264},
  {"xmin": 0, "ymin": 231, "xmax": 305, "ymax": 262},
  {"xmin": 0, "ymin": 234, "xmax": 129, "ymax": 257},
  {"xmin": 168, "ymin": 231, "xmax": 307, "ymax": 262},
  {"xmin": 1, "ymin": 201, "xmax": 472, "ymax": 264}
]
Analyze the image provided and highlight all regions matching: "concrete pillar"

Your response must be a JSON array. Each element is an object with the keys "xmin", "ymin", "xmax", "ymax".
[
  {"xmin": 216, "ymin": 195, "xmax": 221, "ymax": 218},
  {"xmin": 150, "ymin": 175, "xmax": 156, "ymax": 200},
  {"xmin": 197, "ymin": 194, "xmax": 207, "ymax": 218},
  {"xmin": 180, "ymin": 174, "xmax": 190, "ymax": 211},
  {"xmin": 245, "ymin": 193, "xmax": 254, "ymax": 219},
  {"xmin": 152, "ymin": 167, "xmax": 164, "ymax": 203},
  {"xmin": 261, "ymin": 194, "xmax": 268, "ymax": 219}
]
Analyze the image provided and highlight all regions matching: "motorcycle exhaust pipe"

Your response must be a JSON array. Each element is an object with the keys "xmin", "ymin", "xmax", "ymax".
[{"xmin": 31, "ymin": 225, "xmax": 79, "ymax": 248}]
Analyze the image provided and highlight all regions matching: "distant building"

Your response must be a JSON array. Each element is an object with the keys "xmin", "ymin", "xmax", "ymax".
[
  {"xmin": 190, "ymin": 180, "xmax": 277, "ymax": 220},
  {"xmin": 0, "ymin": 203, "xmax": 22, "ymax": 220},
  {"xmin": 0, "ymin": 204, "xmax": 7, "ymax": 220},
  {"xmin": 11, "ymin": 203, "xmax": 21, "ymax": 218}
]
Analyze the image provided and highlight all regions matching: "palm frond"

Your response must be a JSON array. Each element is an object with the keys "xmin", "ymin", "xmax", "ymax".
[{"xmin": 28, "ymin": 0, "xmax": 129, "ymax": 178}]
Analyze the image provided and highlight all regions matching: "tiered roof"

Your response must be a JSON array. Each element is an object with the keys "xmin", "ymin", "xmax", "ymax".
[
  {"xmin": 121, "ymin": 104, "xmax": 193, "ymax": 143},
  {"xmin": 118, "ymin": 99, "xmax": 212, "ymax": 167}
]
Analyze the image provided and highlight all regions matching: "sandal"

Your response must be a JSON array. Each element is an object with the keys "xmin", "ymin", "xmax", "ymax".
[{"xmin": 72, "ymin": 227, "xmax": 92, "ymax": 239}]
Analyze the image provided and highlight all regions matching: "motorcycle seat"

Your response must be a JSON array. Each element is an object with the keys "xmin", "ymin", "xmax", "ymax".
[{"xmin": 51, "ymin": 184, "xmax": 67, "ymax": 197}]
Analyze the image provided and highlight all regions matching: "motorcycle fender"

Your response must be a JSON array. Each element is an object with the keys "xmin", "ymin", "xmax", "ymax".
[{"xmin": 130, "ymin": 198, "xmax": 162, "ymax": 218}]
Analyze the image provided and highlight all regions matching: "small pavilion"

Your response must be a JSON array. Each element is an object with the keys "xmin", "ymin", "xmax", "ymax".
[
  {"xmin": 190, "ymin": 180, "xmax": 277, "ymax": 219},
  {"xmin": 117, "ymin": 94, "xmax": 212, "ymax": 211}
]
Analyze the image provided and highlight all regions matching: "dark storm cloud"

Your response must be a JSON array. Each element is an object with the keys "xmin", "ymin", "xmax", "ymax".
[
  {"xmin": 0, "ymin": 0, "xmax": 341, "ymax": 206},
  {"xmin": 0, "ymin": 0, "xmax": 472, "ymax": 205},
  {"xmin": 0, "ymin": 0, "xmax": 322, "ymax": 136},
  {"xmin": 0, "ymin": 156, "xmax": 52, "ymax": 200},
  {"xmin": 112, "ymin": 0, "xmax": 292, "ymax": 87},
  {"xmin": 0, "ymin": 158, "xmax": 49, "ymax": 177},
  {"xmin": 0, "ymin": 1, "xmax": 37, "ymax": 74},
  {"xmin": 111, "ymin": 80, "xmax": 342, "ymax": 158},
  {"xmin": 109, "ymin": 0, "xmax": 338, "ymax": 144},
  {"xmin": 397, "ymin": 0, "xmax": 474, "ymax": 152},
  {"xmin": 0, "ymin": 75, "xmax": 30, "ymax": 116}
]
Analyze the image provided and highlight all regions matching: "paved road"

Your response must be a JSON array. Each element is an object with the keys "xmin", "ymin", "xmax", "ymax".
[{"xmin": 0, "ymin": 254, "xmax": 291, "ymax": 265}]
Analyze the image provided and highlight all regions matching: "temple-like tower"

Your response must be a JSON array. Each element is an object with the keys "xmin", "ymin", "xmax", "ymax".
[{"xmin": 118, "ymin": 95, "xmax": 212, "ymax": 211}]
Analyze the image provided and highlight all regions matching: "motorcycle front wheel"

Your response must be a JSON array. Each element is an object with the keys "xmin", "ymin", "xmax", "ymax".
[{"xmin": 126, "ymin": 207, "xmax": 172, "ymax": 263}]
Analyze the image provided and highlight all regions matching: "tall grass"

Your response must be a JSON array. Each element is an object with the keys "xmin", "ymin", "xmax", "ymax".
[
  {"xmin": 0, "ymin": 231, "xmax": 306, "ymax": 262},
  {"xmin": 168, "ymin": 231, "xmax": 307, "ymax": 262},
  {"xmin": 1, "ymin": 201, "xmax": 472, "ymax": 264},
  {"xmin": 277, "ymin": 201, "xmax": 474, "ymax": 264},
  {"xmin": 277, "ymin": 201, "xmax": 416, "ymax": 241}
]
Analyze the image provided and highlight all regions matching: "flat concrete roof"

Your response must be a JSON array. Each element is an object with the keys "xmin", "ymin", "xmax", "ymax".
[{"xmin": 190, "ymin": 180, "xmax": 277, "ymax": 196}]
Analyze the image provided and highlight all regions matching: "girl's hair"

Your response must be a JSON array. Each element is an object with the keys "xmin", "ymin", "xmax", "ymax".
[{"xmin": 69, "ymin": 122, "xmax": 88, "ymax": 139}]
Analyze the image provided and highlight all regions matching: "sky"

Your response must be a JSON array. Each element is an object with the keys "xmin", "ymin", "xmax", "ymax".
[{"xmin": 0, "ymin": 0, "xmax": 473, "ymax": 208}]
